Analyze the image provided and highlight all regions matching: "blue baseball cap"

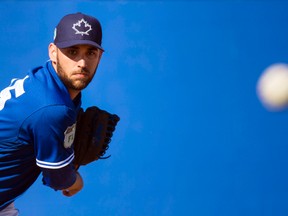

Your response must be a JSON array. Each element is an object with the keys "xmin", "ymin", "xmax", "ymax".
[{"xmin": 54, "ymin": 12, "xmax": 104, "ymax": 51}]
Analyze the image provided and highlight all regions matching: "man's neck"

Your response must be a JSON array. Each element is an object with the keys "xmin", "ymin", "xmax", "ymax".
[{"xmin": 69, "ymin": 89, "xmax": 81, "ymax": 100}]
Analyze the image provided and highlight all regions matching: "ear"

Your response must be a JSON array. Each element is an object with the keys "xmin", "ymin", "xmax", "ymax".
[
  {"xmin": 48, "ymin": 43, "xmax": 57, "ymax": 63},
  {"xmin": 97, "ymin": 50, "xmax": 103, "ymax": 62},
  {"xmin": 99, "ymin": 50, "xmax": 103, "ymax": 58}
]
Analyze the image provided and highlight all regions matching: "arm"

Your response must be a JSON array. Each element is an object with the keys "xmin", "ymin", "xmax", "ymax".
[
  {"xmin": 30, "ymin": 106, "xmax": 80, "ymax": 192},
  {"xmin": 41, "ymin": 163, "xmax": 79, "ymax": 191},
  {"xmin": 62, "ymin": 171, "xmax": 83, "ymax": 197}
]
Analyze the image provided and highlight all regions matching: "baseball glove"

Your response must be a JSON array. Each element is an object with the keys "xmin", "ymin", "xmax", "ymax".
[{"xmin": 73, "ymin": 106, "xmax": 120, "ymax": 167}]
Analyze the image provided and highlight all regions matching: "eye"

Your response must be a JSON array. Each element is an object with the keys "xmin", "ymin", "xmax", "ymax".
[
  {"xmin": 88, "ymin": 51, "xmax": 96, "ymax": 56},
  {"xmin": 68, "ymin": 49, "xmax": 78, "ymax": 56},
  {"xmin": 87, "ymin": 50, "xmax": 98, "ymax": 59}
]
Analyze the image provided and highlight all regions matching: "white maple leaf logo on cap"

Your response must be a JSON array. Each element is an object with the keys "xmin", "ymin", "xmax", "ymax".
[{"xmin": 72, "ymin": 18, "xmax": 92, "ymax": 36}]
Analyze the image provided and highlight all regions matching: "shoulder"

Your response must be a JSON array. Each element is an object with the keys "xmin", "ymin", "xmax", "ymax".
[
  {"xmin": 30, "ymin": 105, "xmax": 77, "ymax": 127},
  {"xmin": 32, "ymin": 106, "xmax": 77, "ymax": 165}
]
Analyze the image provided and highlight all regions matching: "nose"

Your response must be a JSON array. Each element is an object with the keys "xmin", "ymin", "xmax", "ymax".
[{"xmin": 77, "ymin": 58, "xmax": 87, "ymax": 68}]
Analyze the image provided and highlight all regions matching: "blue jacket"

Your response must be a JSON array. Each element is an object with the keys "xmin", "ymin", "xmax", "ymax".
[{"xmin": 0, "ymin": 61, "xmax": 81, "ymax": 210}]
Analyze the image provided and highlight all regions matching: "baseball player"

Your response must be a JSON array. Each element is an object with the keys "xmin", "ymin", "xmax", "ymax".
[{"xmin": 0, "ymin": 12, "xmax": 105, "ymax": 215}]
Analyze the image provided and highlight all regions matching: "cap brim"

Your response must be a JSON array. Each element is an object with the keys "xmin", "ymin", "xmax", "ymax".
[{"xmin": 55, "ymin": 40, "xmax": 104, "ymax": 51}]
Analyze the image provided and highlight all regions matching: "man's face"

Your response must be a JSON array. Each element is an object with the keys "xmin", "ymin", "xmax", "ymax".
[{"xmin": 49, "ymin": 44, "xmax": 102, "ymax": 97}]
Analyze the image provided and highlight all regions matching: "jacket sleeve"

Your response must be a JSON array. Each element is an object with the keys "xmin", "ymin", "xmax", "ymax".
[{"xmin": 29, "ymin": 105, "xmax": 78, "ymax": 190}]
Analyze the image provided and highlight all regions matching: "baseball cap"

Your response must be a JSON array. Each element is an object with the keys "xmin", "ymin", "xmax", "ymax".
[{"xmin": 54, "ymin": 12, "xmax": 104, "ymax": 51}]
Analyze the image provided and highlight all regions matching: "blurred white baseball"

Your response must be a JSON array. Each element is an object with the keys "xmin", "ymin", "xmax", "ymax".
[{"xmin": 257, "ymin": 63, "xmax": 288, "ymax": 111}]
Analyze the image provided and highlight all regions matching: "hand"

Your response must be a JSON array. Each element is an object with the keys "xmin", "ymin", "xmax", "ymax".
[{"xmin": 62, "ymin": 172, "xmax": 83, "ymax": 197}]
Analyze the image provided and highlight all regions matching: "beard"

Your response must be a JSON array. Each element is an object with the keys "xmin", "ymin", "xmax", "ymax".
[{"xmin": 56, "ymin": 57, "xmax": 96, "ymax": 91}]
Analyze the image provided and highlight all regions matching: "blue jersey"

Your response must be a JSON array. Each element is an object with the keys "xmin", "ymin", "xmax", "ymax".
[{"xmin": 0, "ymin": 61, "xmax": 81, "ymax": 210}]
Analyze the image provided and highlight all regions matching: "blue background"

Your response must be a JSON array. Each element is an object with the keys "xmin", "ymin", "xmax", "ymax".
[{"xmin": 0, "ymin": 1, "xmax": 288, "ymax": 215}]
